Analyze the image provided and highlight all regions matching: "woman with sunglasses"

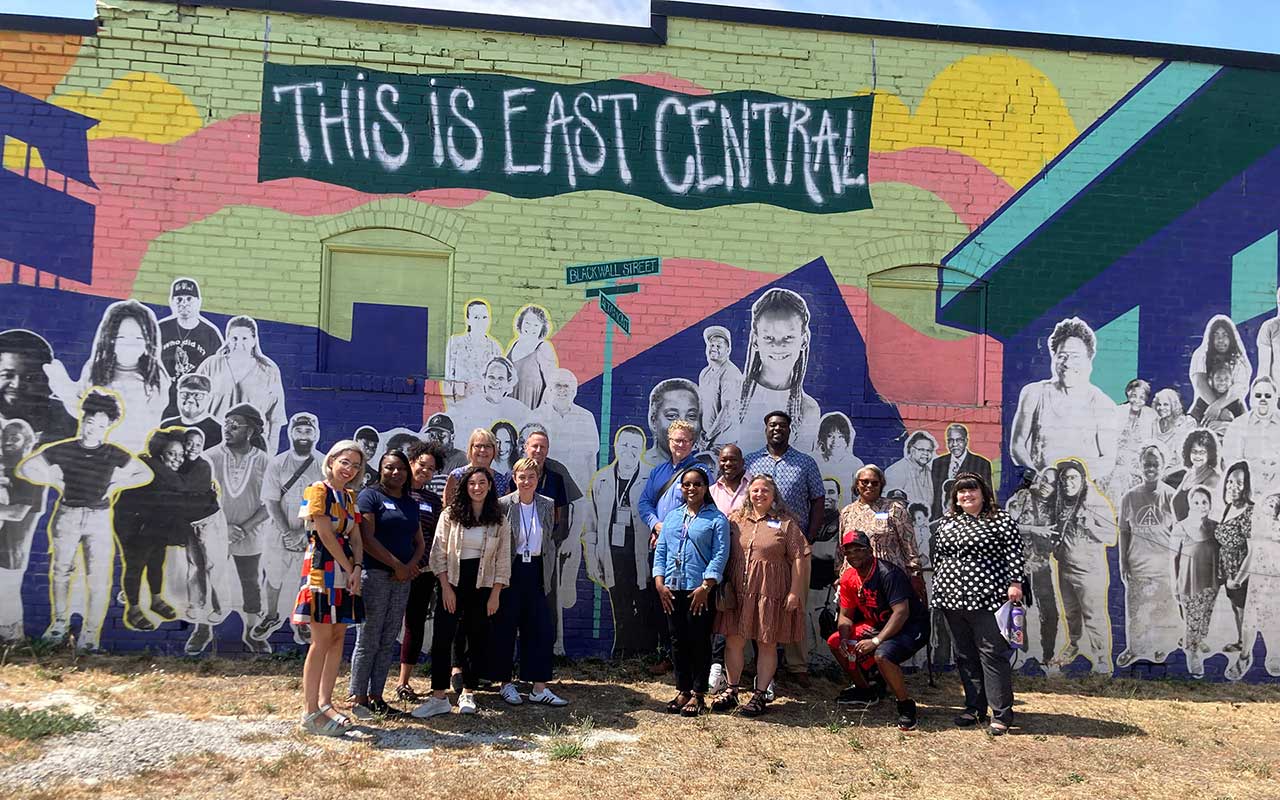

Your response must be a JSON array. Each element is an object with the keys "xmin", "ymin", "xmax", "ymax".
[
  {"xmin": 931, "ymin": 472, "xmax": 1025, "ymax": 736},
  {"xmin": 653, "ymin": 466, "xmax": 729, "ymax": 717}
]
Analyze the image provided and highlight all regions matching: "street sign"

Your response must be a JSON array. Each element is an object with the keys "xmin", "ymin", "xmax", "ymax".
[
  {"xmin": 597, "ymin": 292, "xmax": 631, "ymax": 335},
  {"xmin": 565, "ymin": 256, "xmax": 661, "ymax": 285},
  {"xmin": 584, "ymin": 284, "xmax": 641, "ymax": 299}
]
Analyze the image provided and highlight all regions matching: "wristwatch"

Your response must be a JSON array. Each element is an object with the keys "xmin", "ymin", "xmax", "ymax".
[{"xmin": 871, "ymin": 636, "xmax": 882, "ymax": 646}]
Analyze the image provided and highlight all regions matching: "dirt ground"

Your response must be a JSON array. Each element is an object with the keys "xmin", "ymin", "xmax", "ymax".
[{"xmin": 1, "ymin": 646, "xmax": 1278, "ymax": 800}]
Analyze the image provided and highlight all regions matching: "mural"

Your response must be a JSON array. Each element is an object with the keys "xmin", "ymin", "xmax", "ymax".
[{"xmin": 2, "ymin": 5, "xmax": 1280, "ymax": 684}]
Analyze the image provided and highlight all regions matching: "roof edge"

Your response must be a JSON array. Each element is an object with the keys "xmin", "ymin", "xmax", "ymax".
[{"xmin": 0, "ymin": 12, "xmax": 99, "ymax": 36}]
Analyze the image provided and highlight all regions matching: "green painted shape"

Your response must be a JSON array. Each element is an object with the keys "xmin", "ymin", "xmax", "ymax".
[
  {"xmin": 566, "ymin": 257, "xmax": 660, "ymax": 285},
  {"xmin": 943, "ymin": 67, "xmax": 1280, "ymax": 339},
  {"xmin": 942, "ymin": 61, "xmax": 1221, "ymax": 306},
  {"xmin": 1094, "ymin": 305, "xmax": 1140, "ymax": 403},
  {"xmin": 1232, "ymin": 231, "xmax": 1279, "ymax": 322},
  {"xmin": 259, "ymin": 63, "xmax": 873, "ymax": 215}
]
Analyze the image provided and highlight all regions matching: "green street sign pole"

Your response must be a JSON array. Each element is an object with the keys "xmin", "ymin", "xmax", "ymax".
[{"xmin": 566, "ymin": 257, "xmax": 657, "ymax": 640}]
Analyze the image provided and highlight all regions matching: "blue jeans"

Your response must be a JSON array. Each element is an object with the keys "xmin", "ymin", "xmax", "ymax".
[{"xmin": 349, "ymin": 568, "xmax": 412, "ymax": 698}]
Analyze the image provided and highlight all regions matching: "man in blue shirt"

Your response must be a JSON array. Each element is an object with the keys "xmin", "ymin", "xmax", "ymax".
[
  {"xmin": 744, "ymin": 410, "xmax": 825, "ymax": 687},
  {"xmin": 638, "ymin": 418, "xmax": 708, "ymax": 674}
]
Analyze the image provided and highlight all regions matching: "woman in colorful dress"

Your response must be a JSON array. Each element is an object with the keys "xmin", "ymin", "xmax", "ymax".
[
  {"xmin": 1216, "ymin": 461, "xmax": 1253, "ymax": 656},
  {"xmin": 294, "ymin": 440, "xmax": 367, "ymax": 736},
  {"xmin": 711, "ymin": 474, "xmax": 809, "ymax": 717}
]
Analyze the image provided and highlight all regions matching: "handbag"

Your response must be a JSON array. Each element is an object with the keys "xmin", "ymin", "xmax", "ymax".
[{"xmin": 818, "ymin": 586, "xmax": 837, "ymax": 640}]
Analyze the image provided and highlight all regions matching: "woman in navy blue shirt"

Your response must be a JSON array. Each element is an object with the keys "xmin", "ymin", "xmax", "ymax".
[
  {"xmin": 349, "ymin": 449, "xmax": 425, "ymax": 719},
  {"xmin": 653, "ymin": 466, "xmax": 729, "ymax": 716}
]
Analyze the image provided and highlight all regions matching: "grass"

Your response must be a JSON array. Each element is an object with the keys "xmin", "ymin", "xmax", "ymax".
[
  {"xmin": 0, "ymin": 706, "xmax": 96, "ymax": 741},
  {"xmin": 0, "ymin": 654, "xmax": 1279, "ymax": 799}
]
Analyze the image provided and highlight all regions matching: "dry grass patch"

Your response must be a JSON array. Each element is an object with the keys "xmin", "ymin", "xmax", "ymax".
[{"xmin": 1, "ymin": 652, "xmax": 1278, "ymax": 799}]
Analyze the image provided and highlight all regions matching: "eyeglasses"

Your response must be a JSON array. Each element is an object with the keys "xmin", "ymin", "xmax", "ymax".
[
  {"xmin": 856, "ymin": 478, "xmax": 881, "ymax": 486},
  {"xmin": 334, "ymin": 458, "xmax": 360, "ymax": 469},
  {"xmin": 473, "ymin": 443, "xmax": 494, "ymax": 450}
]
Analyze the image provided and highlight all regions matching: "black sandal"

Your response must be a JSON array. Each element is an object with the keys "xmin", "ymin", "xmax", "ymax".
[
  {"xmin": 666, "ymin": 692, "xmax": 693, "ymax": 714},
  {"xmin": 395, "ymin": 684, "xmax": 420, "ymax": 704},
  {"xmin": 680, "ymin": 694, "xmax": 705, "ymax": 717},
  {"xmin": 954, "ymin": 710, "xmax": 990, "ymax": 727},
  {"xmin": 711, "ymin": 686, "xmax": 739, "ymax": 712},
  {"xmin": 739, "ymin": 690, "xmax": 768, "ymax": 717}
]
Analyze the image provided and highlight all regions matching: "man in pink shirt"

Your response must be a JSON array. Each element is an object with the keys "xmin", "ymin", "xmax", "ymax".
[{"xmin": 710, "ymin": 444, "xmax": 748, "ymax": 516}]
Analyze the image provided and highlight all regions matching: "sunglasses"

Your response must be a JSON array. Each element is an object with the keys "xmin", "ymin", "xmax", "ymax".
[{"xmin": 681, "ymin": 481, "xmax": 707, "ymax": 488}]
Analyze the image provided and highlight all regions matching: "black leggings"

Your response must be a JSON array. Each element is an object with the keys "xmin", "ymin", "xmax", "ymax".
[
  {"xmin": 668, "ymin": 589, "xmax": 717, "ymax": 694},
  {"xmin": 118, "ymin": 513, "xmax": 167, "ymax": 607},
  {"xmin": 430, "ymin": 559, "xmax": 491, "ymax": 691}
]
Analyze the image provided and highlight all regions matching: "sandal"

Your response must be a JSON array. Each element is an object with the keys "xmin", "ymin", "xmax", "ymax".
[
  {"xmin": 987, "ymin": 721, "xmax": 1010, "ymax": 737},
  {"xmin": 395, "ymin": 684, "xmax": 421, "ymax": 704},
  {"xmin": 319, "ymin": 704, "xmax": 353, "ymax": 729},
  {"xmin": 710, "ymin": 687, "xmax": 739, "ymax": 712},
  {"xmin": 954, "ymin": 710, "xmax": 989, "ymax": 727},
  {"xmin": 666, "ymin": 692, "xmax": 693, "ymax": 714},
  {"xmin": 301, "ymin": 710, "xmax": 347, "ymax": 737},
  {"xmin": 739, "ymin": 690, "xmax": 768, "ymax": 718},
  {"xmin": 680, "ymin": 694, "xmax": 705, "ymax": 718}
]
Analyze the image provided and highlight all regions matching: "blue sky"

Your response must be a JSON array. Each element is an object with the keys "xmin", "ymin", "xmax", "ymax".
[{"xmin": 6, "ymin": 0, "xmax": 1278, "ymax": 55}]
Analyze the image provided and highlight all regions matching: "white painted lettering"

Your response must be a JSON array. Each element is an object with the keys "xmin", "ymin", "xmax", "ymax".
[
  {"xmin": 447, "ymin": 87, "xmax": 483, "ymax": 172},
  {"xmin": 271, "ymin": 81, "xmax": 323, "ymax": 163},
  {"xmin": 572, "ymin": 92, "xmax": 606, "ymax": 176},
  {"xmin": 503, "ymin": 87, "xmax": 540, "ymax": 175},
  {"xmin": 720, "ymin": 100, "xmax": 751, "ymax": 191},
  {"xmin": 688, "ymin": 100, "xmax": 723, "ymax": 192},
  {"xmin": 654, "ymin": 96, "xmax": 694, "ymax": 194},
  {"xmin": 750, "ymin": 101, "xmax": 789, "ymax": 185},
  {"xmin": 372, "ymin": 83, "xmax": 409, "ymax": 171},
  {"xmin": 598, "ymin": 93, "xmax": 638, "ymax": 185},
  {"xmin": 542, "ymin": 91, "xmax": 577, "ymax": 187}
]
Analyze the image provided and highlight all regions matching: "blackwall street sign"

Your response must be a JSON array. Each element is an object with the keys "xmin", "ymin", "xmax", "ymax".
[{"xmin": 259, "ymin": 64, "xmax": 874, "ymax": 214}]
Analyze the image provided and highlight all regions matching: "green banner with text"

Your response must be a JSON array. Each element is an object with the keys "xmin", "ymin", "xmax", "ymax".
[{"xmin": 258, "ymin": 63, "xmax": 874, "ymax": 214}]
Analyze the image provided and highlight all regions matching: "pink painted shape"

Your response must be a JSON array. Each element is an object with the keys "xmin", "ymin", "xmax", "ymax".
[
  {"xmin": 616, "ymin": 72, "xmax": 712, "ymax": 95},
  {"xmin": 869, "ymin": 147, "xmax": 1013, "ymax": 230}
]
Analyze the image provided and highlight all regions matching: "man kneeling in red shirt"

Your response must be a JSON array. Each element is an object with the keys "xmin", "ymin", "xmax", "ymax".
[{"xmin": 828, "ymin": 529, "xmax": 929, "ymax": 730}]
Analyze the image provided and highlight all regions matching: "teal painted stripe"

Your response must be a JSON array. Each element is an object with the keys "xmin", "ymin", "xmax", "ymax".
[
  {"xmin": 1231, "ymin": 231, "xmax": 1279, "ymax": 323},
  {"xmin": 1094, "ymin": 305, "xmax": 1140, "ymax": 403},
  {"xmin": 941, "ymin": 62, "xmax": 1222, "ymax": 307}
]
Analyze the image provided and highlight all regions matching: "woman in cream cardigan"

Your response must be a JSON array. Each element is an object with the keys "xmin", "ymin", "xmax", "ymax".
[{"xmin": 411, "ymin": 465, "xmax": 510, "ymax": 719}]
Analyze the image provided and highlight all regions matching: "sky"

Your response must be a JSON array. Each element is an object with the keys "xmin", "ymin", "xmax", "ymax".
[{"xmin": 4, "ymin": 0, "xmax": 1278, "ymax": 55}]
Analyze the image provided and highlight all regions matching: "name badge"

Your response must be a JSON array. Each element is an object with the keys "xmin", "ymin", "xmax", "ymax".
[
  {"xmin": 874, "ymin": 512, "xmax": 889, "ymax": 521},
  {"xmin": 522, "ymin": 552, "xmax": 532, "ymax": 563},
  {"xmin": 611, "ymin": 522, "xmax": 628, "ymax": 547},
  {"xmin": 767, "ymin": 520, "xmax": 782, "ymax": 529},
  {"xmin": 384, "ymin": 502, "xmax": 398, "ymax": 511},
  {"xmin": 418, "ymin": 502, "xmax": 433, "ymax": 513}
]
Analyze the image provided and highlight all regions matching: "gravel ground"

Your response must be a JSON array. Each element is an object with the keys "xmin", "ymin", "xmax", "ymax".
[{"xmin": 0, "ymin": 714, "xmax": 306, "ymax": 788}]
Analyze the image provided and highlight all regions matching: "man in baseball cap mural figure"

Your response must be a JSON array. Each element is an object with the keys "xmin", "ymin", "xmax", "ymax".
[
  {"xmin": 827, "ymin": 529, "xmax": 929, "ymax": 731},
  {"xmin": 160, "ymin": 373, "xmax": 223, "ymax": 451},
  {"xmin": 158, "ymin": 277, "xmax": 223, "ymax": 418}
]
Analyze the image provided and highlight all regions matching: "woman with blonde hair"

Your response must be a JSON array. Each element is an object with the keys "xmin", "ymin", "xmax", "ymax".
[
  {"xmin": 443, "ymin": 427, "xmax": 512, "ymax": 504},
  {"xmin": 712, "ymin": 474, "xmax": 809, "ymax": 717},
  {"xmin": 294, "ymin": 440, "xmax": 367, "ymax": 736}
]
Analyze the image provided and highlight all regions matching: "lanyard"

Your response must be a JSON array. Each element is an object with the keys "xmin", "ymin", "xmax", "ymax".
[{"xmin": 519, "ymin": 503, "xmax": 538, "ymax": 555}]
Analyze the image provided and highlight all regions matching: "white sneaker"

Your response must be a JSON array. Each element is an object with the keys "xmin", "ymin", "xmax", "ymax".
[
  {"xmin": 457, "ymin": 691, "xmax": 479, "ymax": 714},
  {"xmin": 499, "ymin": 682, "xmax": 524, "ymax": 705},
  {"xmin": 763, "ymin": 680, "xmax": 776, "ymax": 703},
  {"xmin": 707, "ymin": 663, "xmax": 727, "ymax": 695},
  {"xmin": 350, "ymin": 703, "xmax": 376, "ymax": 721},
  {"xmin": 529, "ymin": 687, "xmax": 569, "ymax": 707},
  {"xmin": 410, "ymin": 696, "xmax": 453, "ymax": 719}
]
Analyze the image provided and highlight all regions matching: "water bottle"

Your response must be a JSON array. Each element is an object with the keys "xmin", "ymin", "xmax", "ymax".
[{"xmin": 1009, "ymin": 603, "xmax": 1027, "ymax": 650}]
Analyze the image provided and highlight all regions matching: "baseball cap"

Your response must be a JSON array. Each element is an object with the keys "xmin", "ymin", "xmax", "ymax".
[
  {"xmin": 171, "ymin": 278, "xmax": 200, "ymax": 298},
  {"xmin": 702, "ymin": 325, "xmax": 731, "ymax": 346},
  {"xmin": 176, "ymin": 373, "xmax": 211, "ymax": 393},
  {"xmin": 841, "ymin": 529, "xmax": 872, "ymax": 549},
  {"xmin": 290, "ymin": 413, "xmax": 318, "ymax": 430},
  {"xmin": 424, "ymin": 413, "xmax": 454, "ymax": 433}
]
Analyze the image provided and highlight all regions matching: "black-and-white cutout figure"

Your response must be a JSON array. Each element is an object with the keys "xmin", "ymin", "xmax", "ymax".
[
  {"xmin": 696, "ymin": 325, "xmax": 743, "ymax": 451},
  {"xmin": 506, "ymin": 304, "xmax": 558, "ymax": 410},
  {"xmin": 813, "ymin": 412, "xmax": 863, "ymax": 506},
  {"xmin": 1106, "ymin": 378, "xmax": 1158, "ymax": 500},
  {"xmin": 1174, "ymin": 485, "xmax": 1218, "ymax": 677},
  {"xmin": 160, "ymin": 373, "xmax": 223, "ymax": 451},
  {"xmin": 421, "ymin": 413, "xmax": 468, "ymax": 473},
  {"xmin": 1049, "ymin": 458, "xmax": 1115, "ymax": 674},
  {"xmin": 735, "ymin": 288, "xmax": 820, "ymax": 454},
  {"xmin": 158, "ymin": 277, "xmax": 223, "ymax": 418},
  {"xmin": 1151, "ymin": 387, "xmax": 1196, "ymax": 469},
  {"xmin": 46, "ymin": 300, "xmax": 171, "ymax": 453},
  {"xmin": 196, "ymin": 316, "xmax": 287, "ymax": 452},
  {"xmin": 1116, "ymin": 445, "xmax": 1180, "ymax": 669},
  {"xmin": 448, "ymin": 355, "xmax": 530, "ymax": 436},
  {"xmin": 929, "ymin": 424, "xmax": 992, "ymax": 520},
  {"xmin": 202, "ymin": 403, "xmax": 271, "ymax": 654},
  {"xmin": 1255, "ymin": 288, "xmax": 1280, "ymax": 386},
  {"xmin": 491, "ymin": 420, "xmax": 520, "ymax": 474},
  {"xmin": 115, "ymin": 428, "xmax": 189, "ymax": 632},
  {"xmin": 582, "ymin": 424, "xmax": 658, "ymax": 657},
  {"xmin": 1005, "ymin": 467, "xmax": 1059, "ymax": 672},
  {"xmin": 642, "ymin": 377, "xmax": 702, "ymax": 466},
  {"xmin": 535, "ymin": 367, "xmax": 599, "ymax": 493},
  {"xmin": 1010, "ymin": 317, "xmax": 1118, "ymax": 485},
  {"xmin": 885, "ymin": 430, "xmax": 936, "ymax": 512},
  {"xmin": 180, "ymin": 424, "xmax": 238, "ymax": 656},
  {"xmin": 0, "ymin": 419, "xmax": 45, "ymax": 641},
  {"xmin": 445, "ymin": 298, "xmax": 503, "ymax": 399},
  {"xmin": 1222, "ymin": 377, "xmax": 1280, "ymax": 488},
  {"xmin": 17, "ymin": 389, "xmax": 152, "ymax": 652},
  {"xmin": 1189, "ymin": 314, "xmax": 1250, "ymax": 429},
  {"xmin": 261, "ymin": 411, "xmax": 325, "ymax": 645},
  {"xmin": 0, "ymin": 329, "xmax": 76, "ymax": 445},
  {"xmin": 1225, "ymin": 491, "xmax": 1280, "ymax": 679},
  {"xmin": 1166, "ymin": 428, "xmax": 1222, "ymax": 522},
  {"xmin": 353, "ymin": 425, "xmax": 380, "ymax": 489}
]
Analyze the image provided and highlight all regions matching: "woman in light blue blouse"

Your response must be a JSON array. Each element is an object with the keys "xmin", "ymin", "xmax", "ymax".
[{"xmin": 653, "ymin": 466, "xmax": 730, "ymax": 717}]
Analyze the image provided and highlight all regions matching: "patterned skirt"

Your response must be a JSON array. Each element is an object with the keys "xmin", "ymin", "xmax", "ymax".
[{"xmin": 291, "ymin": 532, "xmax": 365, "ymax": 625}]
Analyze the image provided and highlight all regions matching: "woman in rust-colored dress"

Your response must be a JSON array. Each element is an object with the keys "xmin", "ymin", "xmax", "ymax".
[{"xmin": 712, "ymin": 474, "xmax": 810, "ymax": 717}]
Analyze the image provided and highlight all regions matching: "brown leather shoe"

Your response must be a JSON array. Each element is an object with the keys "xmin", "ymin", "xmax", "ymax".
[{"xmin": 647, "ymin": 658, "xmax": 673, "ymax": 676}]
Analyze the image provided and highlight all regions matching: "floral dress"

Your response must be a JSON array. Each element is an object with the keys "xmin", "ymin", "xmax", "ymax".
[{"xmin": 292, "ymin": 481, "xmax": 365, "ymax": 625}]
